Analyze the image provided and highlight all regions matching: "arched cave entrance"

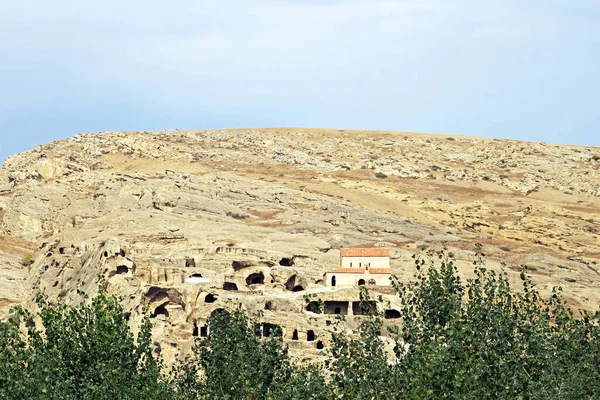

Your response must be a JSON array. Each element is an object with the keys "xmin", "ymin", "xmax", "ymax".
[
  {"xmin": 116, "ymin": 265, "xmax": 129, "ymax": 275},
  {"xmin": 385, "ymin": 309, "xmax": 401, "ymax": 319},
  {"xmin": 358, "ymin": 279, "xmax": 366, "ymax": 286},
  {"xmin": 152, "ymin": 304, "xmax": 169, "ymax": 319},
  {"xmin": 246, "ymin": 272, "xmax": 264, "ymax": 285},
  {"xmin": 279, "ymin": 257, "xmax": 294, "ymax": 266},
  {"xmin": 223, "ymin": 282, "xmax": 238, "ymax": 291},
  {"xmin": 205, "ymin": 293, "xmax": 217, "ymax": 303},
  {"xmin": 316, "ymin": 341, "xmax": 324, "ymax": 350},
  {"xmin": 262, "ymin": 323, "xmax": 280, "ymax": 338}
]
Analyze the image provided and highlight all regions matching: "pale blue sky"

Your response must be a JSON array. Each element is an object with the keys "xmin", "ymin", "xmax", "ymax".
[{"xmin": 1, "ymin": 0, "xmax": 599, "ymax": 163}]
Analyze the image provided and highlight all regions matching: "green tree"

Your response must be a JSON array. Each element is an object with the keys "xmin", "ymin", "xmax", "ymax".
[
  {"xmin": 0, "ymin": 283, "xmax": 174, "ymax": 400},
  {"xmin": 391, "ymin": 246, "xmax": 600, "ymax": 399},
  {"xmin": 174, "ymin": 308, "xmax": 332, "ymax": 400}
]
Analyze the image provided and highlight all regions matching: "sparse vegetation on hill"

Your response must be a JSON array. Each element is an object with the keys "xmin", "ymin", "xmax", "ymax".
[{"xmin": 2, "ymin": 249, "xmax": 599, "ymax": 399}]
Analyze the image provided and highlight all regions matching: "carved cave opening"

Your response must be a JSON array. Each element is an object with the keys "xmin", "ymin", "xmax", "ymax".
[{"xmin": 246, "ymin": 272, "xmax": 265, "ymax": 285}]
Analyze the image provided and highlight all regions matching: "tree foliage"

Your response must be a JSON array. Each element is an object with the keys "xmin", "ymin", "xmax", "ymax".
[
  {"xmin": 2, "ymin": 247, "xmax": 600, "ymax": 399},
  {"xmin": 0, "ymin": 283, "xmax": 174, "ymax": 399}
]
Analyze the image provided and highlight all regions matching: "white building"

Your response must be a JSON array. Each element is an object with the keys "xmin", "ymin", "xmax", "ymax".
[{"xmin": 324, "ymin": 247, "xmax": 391, "ymax": 287}]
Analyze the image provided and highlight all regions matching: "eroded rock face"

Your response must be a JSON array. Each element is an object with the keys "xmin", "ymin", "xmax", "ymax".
[{"xmin": 1, "ymin": 129, "xmax": 599, "ymax": 364}]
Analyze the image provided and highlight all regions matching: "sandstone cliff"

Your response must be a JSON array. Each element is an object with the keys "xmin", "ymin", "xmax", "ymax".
[{"xmin": 1, "ymin": 129, "xmax": 599, "ymax": 363}]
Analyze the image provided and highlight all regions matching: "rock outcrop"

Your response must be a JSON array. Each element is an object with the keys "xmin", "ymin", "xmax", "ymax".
[{"xmin": 1, "ymin": 129, "xmax": 599, "ymax": 364}]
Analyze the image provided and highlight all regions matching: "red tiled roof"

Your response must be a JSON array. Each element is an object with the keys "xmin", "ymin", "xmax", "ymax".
[
  {"xmin": 325, "ymin": 268, "xmax": 391, "ymax": 275},
  {"xmin": 368, "ymin": 268, "xmax": 392, "ymax": 274},
  {"xmin": 340, "ymin": 247, "xmax": 390, "ymax": 257}
]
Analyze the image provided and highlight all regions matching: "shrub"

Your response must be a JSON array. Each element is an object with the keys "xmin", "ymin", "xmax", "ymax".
[{"xmin": 20, "ymin": 253, "xmax": 34, "ymax": 267}]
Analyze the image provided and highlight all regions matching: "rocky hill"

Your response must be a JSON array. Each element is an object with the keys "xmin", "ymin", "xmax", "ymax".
[{"xmin": 1, "ymin": 129, "xmax": 599, "ymax": 364}]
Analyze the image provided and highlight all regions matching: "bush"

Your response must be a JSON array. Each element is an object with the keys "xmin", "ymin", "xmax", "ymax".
[{"xmin": 20, "ymin": 253, "xmax": 34, "ymax": 267}]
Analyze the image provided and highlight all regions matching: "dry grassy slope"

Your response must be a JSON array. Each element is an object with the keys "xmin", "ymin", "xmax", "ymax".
[{"xmin": 0, "ymin": 129, "xmax": 599, "ymax": 362}]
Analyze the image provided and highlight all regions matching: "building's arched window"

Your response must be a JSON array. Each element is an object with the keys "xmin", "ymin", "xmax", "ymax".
[
  {"xmin": 331, "ymin": 275, "xmax": 336, "ymax": 287},
  {"xmin": 358, "ymin": 279, "xmax": 366, "ymax": 286}
]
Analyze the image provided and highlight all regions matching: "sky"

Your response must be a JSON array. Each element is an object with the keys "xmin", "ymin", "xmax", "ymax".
[{"xmin": 1, "ymin": 0, "xmax": 599, "ymax": 163}]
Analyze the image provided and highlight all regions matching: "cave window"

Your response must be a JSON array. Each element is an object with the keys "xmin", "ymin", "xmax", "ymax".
[
  {"xmin": 193, "ymin": 322, "xmax": 199, "ymax": 337},
  {"xmin": 292, "ymin": 329, "xmax": 299, "ymax": 340},
  {"xmin": 316, "ymin": 341, "xmax": 324, "ymax": 350},
  {"xmin": 246, "ymin": 273, "xmax": 264, "ymax": 285},
  {"xmin": 200, "ymin": 325, "xmax": 209, "ymax": 337},
  {"xmin": 252, "ymin": 276, "xmax": 262, "ymax": 284},
  {"xmin": 152, "ymin": 304, "xmax": 169, "ymax": 318},
  {"xmin": 279, "ymin": 257, "xmax": 294, "ymax": 267},
  {"xmin": 103, "ymin": 251, "xmax": 108, "ymax": 258},
  {"xmin": 292, "ymin": 285, "xmax": 304, "ymax": 292},
  {"xmin": 358, "ymin": 279, "xmax": 366, "ymax": 286},
  {"xmin": 185, "ymin": 258, "xmax": 196, "ymax": 268},
  {"xmin": 232, "ymin": 261, "xmax": 250, "ymax": 271},
  {"xmin": 307, "ymin": 330, "xmax": 315, "ymax": 342},
  {"xmin": 385, "ymin": 309, "xmax": 401, "ymax": 319},
  {"xmin": 59, "ymin": 247, "xmax": 65, "ymax": 255},
  {"xmin": 205, "ymin": 294, "xmax": 217, "ymax": 303},
  {"xmin": 265, "ymin": 301, "xmax": 273, "ymax": 310},
  {"xmin": 223, "ymin": 282, "xmax": 238, "ymax": 291},
  {"xmin": 116, "ymin": 265, "xmax": 129, "ymax": 275},
  {"xmin": 262, "ymin": 323, "xmax": 280, "ymax": 338}
]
